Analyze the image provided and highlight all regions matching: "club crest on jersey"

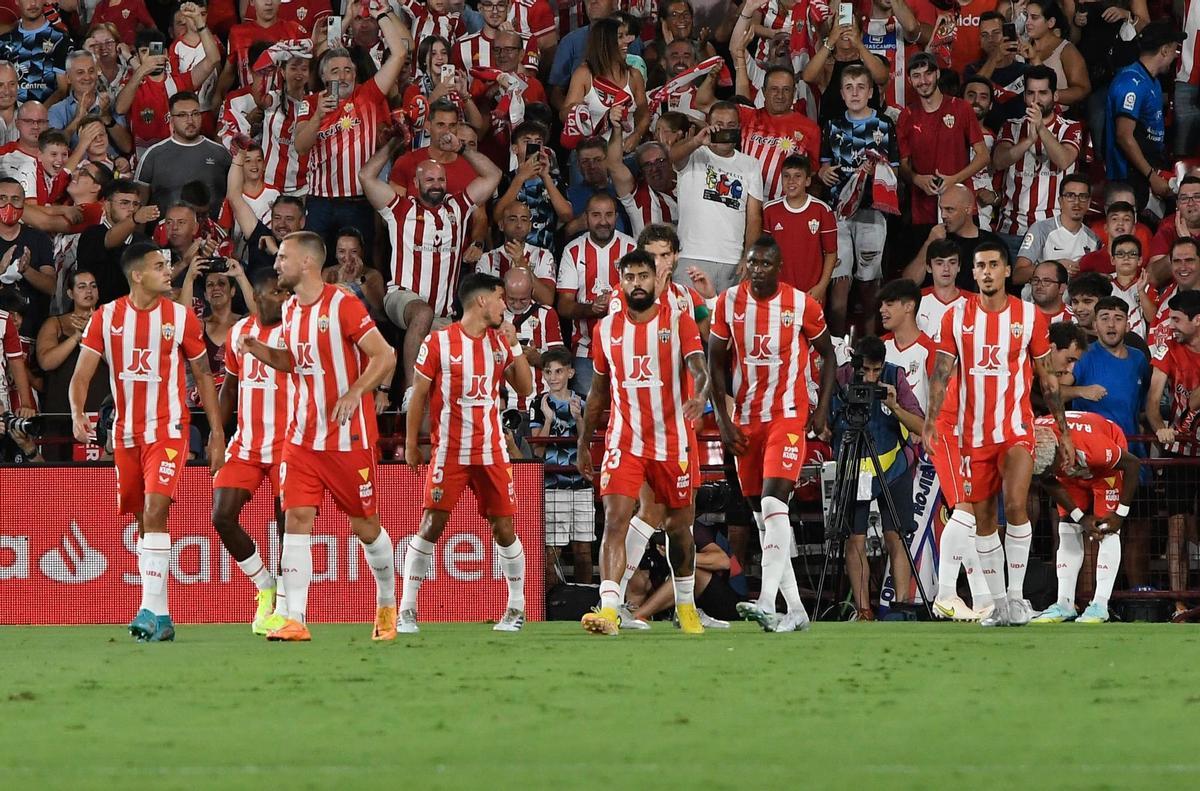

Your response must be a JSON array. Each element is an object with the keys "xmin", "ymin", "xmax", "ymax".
[
  {"xmin": 161, "ymin": 323, "xmax": 175, "ymax": 341},
  {"xmin": 431, "ymin": 486, "xmax": 444, "ymax": 503},
  {"xmin": 1011, "ymin": 322, "xmax": 1023, "ymax": 338},
  {"xmin": 493, "ymin": 348, "xmax": 505, "ymax": 364},
  {"xmin": 781, "ymin": 310, "xmax": 795, "ymax": 327},
  {"xmin": 658, "ymin": 329, "xmax": 671, "ymax": 344},
  {"xmin": 42, "ymin": 39, "xmax": 55, "ymax": 53},
  {"xmin": 808, "ymin": 218, "xmax": 819, "ymax": 234},
  {"xmin": 872, "ymin": 128, "xmax": 884, "ymax": 145},
  {"xmin": 318, "ymin": 315, "xmax": 330, "ymax": 332},
  {"xmin": 943, "ymin": 113, "xmax": 955, "ymax": 128},
  {"xmin": 908, "ymin": 361, "xmax": 919, "ymax": 376},
  {"xmin": 297, "ymin": 6, "xmax": 308, "ymax": 19}
]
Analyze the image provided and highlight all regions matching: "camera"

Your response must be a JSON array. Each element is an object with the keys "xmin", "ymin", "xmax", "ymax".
[
  {"xmin": 204, "ymin": 257, "xmax": 228, "ymax": 273},
  {"xmin": 840, "ymin": 353, "xmax": 887, "ymax": 428},
  {"xmin": 1, "ymin": 412, "xmax": 44, "ymax": 438},
  {"xmin": 501, "ymin": 409, "xmax": 523, "ymax": 433}
]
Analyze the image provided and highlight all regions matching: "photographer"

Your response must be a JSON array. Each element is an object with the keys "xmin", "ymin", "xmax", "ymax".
[{"xmin": 830, "ymin": 335, "xmax": 924, "ymax": 621}]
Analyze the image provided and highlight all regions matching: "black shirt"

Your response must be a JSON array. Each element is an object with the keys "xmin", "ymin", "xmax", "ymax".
[
  {"xmin": 77, "ymin": 223, "xmax": 150, "ymax": 305},
  {"xmin": 245, "ymin": 220, "xmax": 278, "ymax": 277},
  {"xmin": 0, "ymin": 224, "xmax": 55, "ymax": 337}
]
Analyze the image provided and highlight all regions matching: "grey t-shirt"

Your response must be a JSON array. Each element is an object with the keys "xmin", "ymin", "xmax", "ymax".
[{"xmin": 135, "ymin": 136, "xmax": 232, "ymax": 215}]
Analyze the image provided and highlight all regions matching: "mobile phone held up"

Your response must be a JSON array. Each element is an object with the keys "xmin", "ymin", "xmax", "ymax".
[
  {"xmin": 710, "ymin": 128, "xmax": 740, "ymax": 145},
  {"xmin": 327, "ymin": 15, "xmax": 342, "ymax": 46},
  {"xmin": 837, "ymin": 2, "xmax": 854, "ymax": 28}
]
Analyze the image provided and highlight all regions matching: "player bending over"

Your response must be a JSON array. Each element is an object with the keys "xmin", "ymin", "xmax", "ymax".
[{"xmin": 401, "ymin": 273, "xmax": 534, "ymax": 633}]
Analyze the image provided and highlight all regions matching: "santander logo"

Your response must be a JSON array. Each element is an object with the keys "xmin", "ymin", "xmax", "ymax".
[{"xmin": 38, "ymin": 522, "xmax": 108, "ymax": 584}]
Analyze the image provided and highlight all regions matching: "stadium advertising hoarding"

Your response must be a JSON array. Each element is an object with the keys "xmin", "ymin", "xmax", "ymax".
[{"xmin": 0, "ymin": 463, "xmax": 545, "ymax": 624}]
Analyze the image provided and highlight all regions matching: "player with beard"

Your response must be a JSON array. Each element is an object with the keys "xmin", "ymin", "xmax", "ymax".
[
  {"xmin": 401, "ymin": 273, "xmax": 534, "ymax": 633},
  {"xmin": 925, "ymin": 241, "xmax": 1074, "ymax": 627},
  {"xmin": 709, "ymin": 236, "xmax": 835, "ymax": 632},
  {"xmin": 577, "ymin": 250, "xmax": 710, "ymax": 635},
  {"xmin": 992, "ymin": 65, "xmax": 1083, "ymax": 240},
  {"xmin": 210, "ymin": 269, "xmax": 294, "ymax": 635},
  {"xmin": 240, "ymin": 232, "xmax": 398, "ymax": 642}
]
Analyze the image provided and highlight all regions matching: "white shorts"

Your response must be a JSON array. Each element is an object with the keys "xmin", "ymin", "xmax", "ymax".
[
  {"xmin": 546, "ymin": 488, "xmax": 596, "ymax": 547},
  {"xmin": 833, "ymin": 208, "xmax": 886, "ymax": 282}
]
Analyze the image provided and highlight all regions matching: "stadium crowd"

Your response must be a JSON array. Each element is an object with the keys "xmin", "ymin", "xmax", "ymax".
[{"xmin": 1, "ymin": 0, "xmax": 1200, "ymax": 627}]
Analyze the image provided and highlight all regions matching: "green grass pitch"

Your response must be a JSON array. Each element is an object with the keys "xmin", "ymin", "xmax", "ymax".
[{"xmin": 1, "ymin": 622, "xmax": 1198, "ymax": 790}]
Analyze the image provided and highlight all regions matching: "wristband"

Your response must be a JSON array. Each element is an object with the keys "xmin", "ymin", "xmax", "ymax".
[
  {"xmin": 510, "ymin": 343, "xmax": 523, "ymax": 357},
  {"xmin": 1115, "ymin": 503, "xmax": 1130, "ymax": 517},
  {"xmin": 376, "ymin": 13, "xmax": 390, "ymax": 22},
  {"xmin": 740, "ymin": 13, "xmax": 753, "ymax": 18},
  {"xmin": 1069, "ymin": 508, "xmax": 1085, "ymax": 524},
  {"xmin": 197, "ymin": 26, "xmax": 207, "ymax": 32}
]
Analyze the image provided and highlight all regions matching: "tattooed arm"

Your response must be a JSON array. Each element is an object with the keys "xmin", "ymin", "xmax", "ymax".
[
  {"xmin": 1035, "ymin": 353, "xmax": 1077, "ymax": 466},
  {"xmin": 683, "ymin": 352, "xmax": 710, "ymax": 421},
  {"xmin": 923, "ymin": 350, "xmax": 956, "ymax": 448}
]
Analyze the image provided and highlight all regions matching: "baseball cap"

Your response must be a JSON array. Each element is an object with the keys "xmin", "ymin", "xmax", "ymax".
[{"xmin": 1138, "ymin": 20, "xmax": 1186, "ymax": 54}]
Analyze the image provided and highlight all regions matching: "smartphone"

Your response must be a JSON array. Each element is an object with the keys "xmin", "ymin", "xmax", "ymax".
[
  {"xmin": 204, "ymin": 257, "xmax": 228, "ymax": 274},
  {"xmin": 148, "ymin": 41, "xmax": 164, "ymax": 56},
  {"xmin": 1002, "ymin": 22, "xmax": 1017, "ymax": 41},
  {"xmin": 327, "ymin": 15, "xmax": 342, "ymax": 45},
  {"xmin": 710, "ymin": 128, "xmax": 740, "ymax": 145},
  {"xmin": 440, "ymin": 63, "xmax": 456, "ymax": 82},
  {"xmin": 837, "ymin": 2, "xmax": 854, "ymax": 28},
  {"xmin": 525, "ymin": 141, "xmax": 541, "ymax": 158}
]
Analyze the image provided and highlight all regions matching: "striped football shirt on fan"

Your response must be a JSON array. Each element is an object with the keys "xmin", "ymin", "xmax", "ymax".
[
  {"xmin": 80, "ymin": 296, "xmax": 206, "ymax": 448},
  {"xmin": 995, "ymin": 115, "xmax": 1083, "ymax": 237},
  {"xmin": 618, "ymin": 182, "xmax": 677, "ymax": 238},
  {"xmin": 299, "ymin": 80, "xmax": 389, "ymax": 198},
  {"xmin": 592, "ymin": 300, "xmax": 704, "ymax": 461},
  {"xmin": 224, "ymin": 315, "xmax": 295, "ymax": 464},
  {"xmin": 380, "ymin": 192, "xmax": 475, "ymax": 319},
  {"xmin": 556, "ymin": 231, "xmax": 635, "ymax": 353},
  {"xmin": 415, "ymin": 322, "xmax": 515, "ymax": 466},
  {"xmin": 282, "ymin": 284, "xmax": 380, "ymax": 452},
  {"xmin": 262, "ymin": 93, "xmax": 310, "ymax": 194}
]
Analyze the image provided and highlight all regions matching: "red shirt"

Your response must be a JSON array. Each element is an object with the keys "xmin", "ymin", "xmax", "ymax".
[
  {"xmin": 737, "ymin": 106, "xmax": 821, "ymax": 202},
  {"xmin": 388, "ymin": 149, "xmax": 479, "ymax": 196},
  {"xmin": 228, "ymin": 19, "xmax": 307, "ymax": 87},
  {"xmin": 90, "ymin": 0, "xmax": 156, "ymax": 46},
  {"xmin": 1148, "ymin": 213, "xmax": 1191, "ymax": 261},
  {"xmin": 282, "ymin": 284, "xmax": 380, "ymax": 452},
  {"xmin": 1035, "ymin": 411, "xmax": 1127, "ymax": 480},
  {"xmin": 1079, "ymin": 249, "xmax": 1116, "ymax": 275},
  {"xmin": 299, "ymin": 79, "xmax": 390, "ymax": 198},
  {"xmin": 1151, "ymin": 338, "xmax": 1200, "ymax": 456},
  {"xmin": 710, "ymin": 281, "xmax": 828, "ymax": 424},
  {"xmin": 592, "ymin": 300, "xmax": 704, "ymax": 461},
  {"xmin": 415, "ymin": 322, "xmax": 516, "ymax": 466},
  {"xmin": 762, "ymin": 195, "xmax": 837, "ymax": 291},
  {"xmin": 245, "ymin": 0, "xmax": 328, "ymax": 35},
  {"xmin": 936, "ymin": 295, "xmax": 1050, "ymax": 446},
  {"xmin": 897, "ymin": 95, "xmax": 984, "ymax": 225},
  {"xmin": 224, "ymin": 315, "xmax": 294, "ymax": 465},
  {"xmin": 130, "ymin": 73, "xmax": 195, "ymax": 149},
  {"xmin": 949, "ymin": 0, "xmax": 997, "ymax": 69},
  {"xmin": 505, "ymin": 303, "xmax": 563, "ymax": 411},
  {"xmin": 380, "ymin": 192, "xmax": 475, "ymax": 318},
  {"xmin": 80, "ymin": 296, "xmax": 206, "ymax": 448},
  {"xmin": 0, "ymin": 307, "xmax": 21, "ymax": 411}
]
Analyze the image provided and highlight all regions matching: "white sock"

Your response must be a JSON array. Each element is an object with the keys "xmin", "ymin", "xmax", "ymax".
[
  {"xmin": 236, "ymin": 549, "xmax": 275, "ymax": 592},
  {"xmin": 1093, "ymin": 533, "xmax": 1122, "ymax": 609},
  {"xmin": 360, "ymin": 529, "xmax": 396, "ymax": 607},
  {"xmin": 778, "ymin": 531, "xmax": 806, "ymax": 615},
  {"xmin": 1005, "ymin": 521, "xmax": 1033, "ymax": 599},
  {"xmin": 280, "ymin": 534, "xmax": 312, "ymax": 623},
  {"xmin": 496, "ymin": 537, "xmax": 526, "ymax": 611},
  {"xmin": 139, "ymin": 532, "xmax": 171, "ymax": 616},
  {"xmin": 937, "ymin": 510, "xmax": 973, "ymax": 600},
  {"xmin": 599, "ymin": 579, "xmax": 621, "ymax": 611},
  {"xmin": 619, "ymin": 516, "xmax": 654, "ymax": 600},
  {"xmin": 672, "ymin": 574, "xmax": 696, "ymax": 606},
  {"xmin": 752, "ymin": 512, "xmax": 775, "ymax": 615},
  {"xmin": 1056, "ymin": 523, "xmax": 1084, "ymax": 610},
  {"xmin": 757, "ymin": 496, "xmax": 791, "ymax": 612},
  {"xmin": 273, "ymin": 587, "xmax": 288, "ymax": 618},
  {"xmin": 400, "ymin": 535, "xmax": 435, "ymax": 612},
  {"xmin": 962, "ymin": 519, "xmax": 991, "ymax": 608},
  {"xmin": 975, "ymin": 530, "xmax": 1008, "ymax": 599}
]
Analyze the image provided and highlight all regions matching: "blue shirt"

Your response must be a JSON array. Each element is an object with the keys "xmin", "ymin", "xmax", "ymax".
[
  {"xmin": 1070, "ymin": 341, "xmax": 1150, "ymax": 439},
  {"xmin": 566, "ymin": 180, "xmax": 630, "ymax": 235},
  {"xmin": 1105, "ymin": 60, "xmax": 1164, "ymax": 180},
  {"xmin": 549, "ymin": 24, "xmax": 643, "ymax": 87},
  {"xmin": 48, "ymin": 95, "xmax": 127, "ymax": 150},
  {"xmin": 0, "ymin": 21, "xmax": 69, "ymax": 103},
  {"xmin": 529, "ymin": 392, "xmax": 587, "ymax": 489}
]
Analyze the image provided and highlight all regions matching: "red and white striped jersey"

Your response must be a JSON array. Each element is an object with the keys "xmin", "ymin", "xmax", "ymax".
[
  {"xmin": 224, "ymin": 315, "xmax": 294, "ymax": 465},
  {"xmin": 1110, "ymin": 275, "xmax": 1151, "ymax": 338},
  {"xmin": 228, "ymin": 20, "xmax": 306, "ymax": 88},
  {"xmin": 737, "ymin": 105, "xmax": 820, "ymax": 202},
  {"xmin": 80, "ymin": 296, "xmax": 206, "ymax": 448},
  {"xmin": 1150, "ymin": 337, "xmax": 1200, "ymax": 456},
  {"xmin": 454, "ymin": 30, "xmax": 541, "ymax": 73},
  {"xmin": 863, "ymin": 15, "xmax": 908, "ymax": 109},
  {"xmin": 554, "ymin": 0, "xmax": 587, "ymax": 37},
  {"xmin": 281, "ymin": 284, "xmax": 380, "ymax": 452},
  {"xmin": 0, "ymin": 309, "xmax": 22, "ymax": 413},
  {"xmin": 995, "ymin": 115, "xmax": 1083, "ymax": 236},
  {"xmin": 476, "ymin": 242, "xmax": 557, "ymax": 289},
  {"xmin": 169, "ymin": 37, "xmax": 222, "ymax": 111},
  {"xmin": 380, "ymin": 192, "xmax": 475, "ymax": 318},
  {"xmin": 754, "ymin": 0, "xmax": 830, "ymax": 61},
  {"xmin": 617, "ymin": 181, "xmax": 678, "ymax": 238},
  {"xmin": 510, "ymin": 0, "xmax": 557, "ymax": 41},
  {"xmin": 917, "ymin": 287, "xmax": 971, "ymax": 340},
  {"xmin": 556, "ymin": 231, "xmax": 635, "ymax": 353},
  {"xmin": 504, "ymin": 303, "xmax": 564, "ymax": 410},
  {"xmin": 402, "ymin": 0, "xmax": 467, "ymax": 44},
  {"xmin": 415, "ymin": 322, "xmax": 515, "ymax": 466},
  {"xmin": 1148, "ymin": 283, "xmax": 1185, "ymax": 355},
  {"xmin": 710, "ymin": 281, "xmax": 828, "ymax": 424},
  {"xmin": 262, "ymin": 92, "xmax": 309, "ymax": 194},
  {"xmin": 1179, "ymin": 0, "xmax": 1200, "ymax": 86},
  {"xmin": 217, "ymin": 184, "xmax": 278, "ymax": 239},
  {"xmin": 936, "ymin": 295, "xmax": 1051, "ymax": 446},
  {"xmin": 218, "ymin": 86, "xmax": 259, "ymax": 151},
  {"xmin": 299, "ymin": 79, "xmax": 389, "ymax": 198},
  {"xmin": 1039, "ymin": 304, "xmax": 1073, "ymax": 325},
  {"xmin": 883, "ymin": 332, "xmax": 937, "ymax": 413},
  {"xmin": 972, "ymin": 127, "xmax": 996, "ymax": 231},
  {"xmin": 592, "ymin": 300, "xmax": 704, "ymax": 461}
]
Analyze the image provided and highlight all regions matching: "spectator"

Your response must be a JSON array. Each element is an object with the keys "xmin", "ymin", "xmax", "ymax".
[
  {"xmin": 1021, "ymin": 0, "xmax": 1091, "ymax": 106},
  {"xmin": 556, "ymin": 192, "xmax": 635, "ymax": 395},
  {"xmin": 84, "ymin": 22, "xmax": 134, "ymax": 103},
  {"xmin": 607, "ymin": 127, "xmax": 677, "ymax": 237},
  {"xmin": 493, "ymin": 121, "xmax": 573, "ymax": 250},
  {"xmin": 801, "ymin": 14, "xmax": 890, "ymax": 127},
  {"xmin": 177, "ymin": 257, "xmax": 253, "ymax": 401},
  {"xmin": 1145, "ymin": 289, "xmax": 1200, "ymax": 619},
  {"xmin": 830, "ymin": 334, "xmax": 924, "ymax": 619},
  {"xmin": 322, "ymin": 226, "xmax": 387, "ymax": 315},
  {"xmin": 763, "ymin": 154, "xmax": 836, "ymax": 302},
  {"xmin": 915, "ymin": 238, "xmax": 970, "ymax": 337},
  {"xmin": 670, "ymin": 100, "xmax": 764, "ymax": 292},
  {"xmin": 529, "ymin": 346, "xmax": 594, "ymax": 585},
  {"xmin": 561, "ymin": 16, "xmax": 649, "ymax": 149},
  {"xmin": 967, "ymin": 11, "xmax": 1027, "ymax": 122},
  {"xmin": 735, "ymin": 65, "xmax": 820, "ymax": 203},
  {"xmin": 0, "ymin": 0, "xmax": 69, "ymax": 103},
  {"xmin": 1067, "ymin": 271, "xmax": 1114, "ymax": 341},
  {"xmin": 216, "ymin": 144, "xmax": 278, "ymax": 248},
  {"xmin": 962, "ymin": 74, "xmax": 1000, "ymax": 230},
  {"xmin": 898, "ymin": 52, "xmax": 989, "ymax": 242},
  {"xmin": 294, "ymin": 8, "xmax": 409, "ymax": 260},
  {"xmin": 549, "ymin": 0, "xmax": 642, "ymax": 108},
  {"xmin": 402, "ymin": 35, "xmax": 453, "ymax": 150},
  {"xmin": 1080, "ymin": 201, "xmax": 1141, "ymax": 275},
  {"xmin": 0, "ymin": 60, "xmax": 17, "ymax": 144},
  {"xmin": 169, "ymin": 2, "xmax": 224, "ymax": 130},
  {"xmin": 878, "ymin": 277, "xmax": 937, "ymax": 411},
  {"xmin": 1014, "ymin": 174, "xmax": 1100, "ymax": 287},
  {"xmin": 35, "ymin": 270, "xmax": 105, "ymax": 459},
  {"xmin": 1147, "ymin": 176, "xmax": 1200, "ymax": 284},
  {"xmin": 860, "ymin": 0, "xmax": 925, "ymax": 113},
  {"xmin": 88, "ymin": 0, "xmax": 156, "ymax": 47},
  {"xmin": 134, "ymin": 91, "xmax": 231, "ymax": 216},
  {"xmin": 455, "ymin": 0, "xmax": 541, "ymax": 74},
  {"xmin": 564, "ymin": 134, "xmax": 629, "ymax": 235},
  {"xmin": 1105, "ymin": 21, "xmax": 1185, "ymax": 208},
  {"xmin": 1148, "ymin": 237, "xmax": 1200, "ymax": 353},
  {"xmin": 250, "ymin": 43, "xmax": 309, "ymax": 196},
  {"xmin": 0, "ymin": 177, "xmax": 54, "ymax": 338},
  {"xmin": 1176, "ymin": 0, "xmax": 1200, "ymax": 157},
  {"xmin": 389, "ymin": 100, "xmax": 482, "ymax": 198},
  {"xmin": 476, "ymin": 200, "xmax": 557, "ymax": 305},
  {"xmin": 0, "ymin": 101, "xmax": 48, "ymax": 199},
  {"xmin": 218, "ymin": 0, "xmax": 307, "ymax": 100},
  {"xmin": 1030, "ymin": 260, "xmax": 1071, "ymax": 323},
  {"xmin": 469, "ymin": 28, "xmax": 547, "ymax": 165},
  {"xmin": 72, "ymin": 113, "xmax": 130, "ymax": 179},
  {"xmin": 400, "ymin": 0, "xmax": 466, "ymax": 46},
  {"xmin": 503, "ymin": 266, "xmax": 564, "ymax": 416},
  {"xmin": 75, "ymin": 178, "xmax": 158, "ymax": 303},
  {"xmin": 0, "ymin": 285, "xmax": 34, "ymax": 420},
  {"xmin": 504, "ymin": 0, "xmax": 558, "ymax": 55},
  {"xmin": 47, "ymin": 50, "xmax": 131, "ymax": 155},
  {"xmin": 1071, "ymin": 0, "xmax": 1145, "ymax": 152},
  {"xmin": 117, "ymin": 23, "xmax": 220, "ymax": 156},
  {"xmin": 903, "ymin": 184, "xmax": 1003, "ymax": 293},
  {"xmin": 224, "ymin": 148, "xmax": 305, "ymax": 275},
  {"xmin": 818, "ymin": 64, "xmax": 898, "ymax": 335},
  {"xmin": 1106, "ymin": 234, "xmax": 1156, "ymax": 338},
  {"xmin": 992, "ymin": 65, "xmax": 1083, "ymax": 245},
  {"xmin": 659, "ymin": 38, "xmax": 717, "ymax": 122},
  {"xmin": 1089, "ymin": 180, "xmax": 1153, "ymax": 253},
  {"xmin": 1066, "ymin": 295, "xmax": 1150, "ymax": 440}
]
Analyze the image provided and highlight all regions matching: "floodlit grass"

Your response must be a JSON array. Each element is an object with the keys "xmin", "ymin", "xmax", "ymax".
[{"xmin": 1, "ymin": 622, "xmax": 1196, "ymax": 789}]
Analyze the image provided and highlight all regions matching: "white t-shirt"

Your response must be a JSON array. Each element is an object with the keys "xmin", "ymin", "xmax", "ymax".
[{"xmin": 676, "ymin": 146, "xmax": 764, "ymax": 267}]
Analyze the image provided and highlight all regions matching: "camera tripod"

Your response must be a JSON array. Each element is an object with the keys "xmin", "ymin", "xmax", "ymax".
[{"xmin": 813, "ymin": 409, "xmax": 933, "ymax": 621}]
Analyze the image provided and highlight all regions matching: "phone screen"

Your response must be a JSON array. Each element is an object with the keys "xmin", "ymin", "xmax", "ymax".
[
  {"xmin": 327, "ymin": 16, "xmax": 342, "ymax": 44},
  {"xmin": 1002, "ymin": 22, "xmax": 1017, "ymax": 41},
  {"xmin": 526, "ymin": 141, "xmax": 541, "ymax": 158},
  {"xmin": 837, "ymin": 3, "xmax": 854, "ymax": 27},
  {"xmin": 148, "ymin": 41, "xmax": 164, "ymax": 56}
]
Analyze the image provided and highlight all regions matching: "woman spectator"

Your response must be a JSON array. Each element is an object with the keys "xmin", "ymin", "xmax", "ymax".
[
  {"xmin": 84, "ymin": 22, "xmax": 135, "ymax": 103},
  {"xmin": 323, "ymin": 227, "xmax": 387, "ymax": 316},
  {"xmin": 1022, "ymin": 0, "xmax": 1090, "ymax": 107},
  {"xmin": 562, "ymin": 17, "xmax": 650, "ymax": 153},
  {"xmin": 402, "ymin": 35, "xmax": 481, "ymax": 150},
  {"xmin": 36, "ymin": 270, "xmax": 105, "ymax": 460},
  {"xmin": 1063, "ymin": 0, "xmax": 1146, "ymax": 154},
  {"xmin": 801, "ymin": 17, "xmax": 890, "ymax": 125}
]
